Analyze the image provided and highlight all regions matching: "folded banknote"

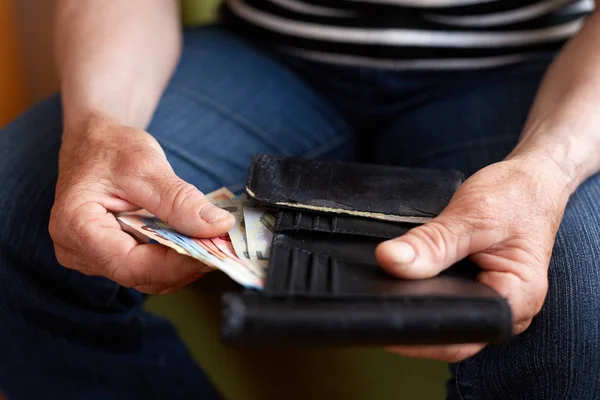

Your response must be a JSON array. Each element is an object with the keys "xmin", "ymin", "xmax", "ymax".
[{"xmin": 117, "ymin": 187, "xmax": 274, "ymax": 289}]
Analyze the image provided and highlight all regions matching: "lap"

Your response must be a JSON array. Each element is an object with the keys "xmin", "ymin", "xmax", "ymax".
[
  {"xmin": 374, "ymin": 57, "xmax": 600, "ymax": 399},
  {"xmin": 371, "ymin": 58, "xmax": 553, "ymax": 176},
  {"xmin": 0, "ymin": 25, "xmax": 350, "ymax": 399}
]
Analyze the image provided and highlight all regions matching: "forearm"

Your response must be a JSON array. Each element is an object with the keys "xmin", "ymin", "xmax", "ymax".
[
  {"xmin": 508, "ymin": 11, "xmax": 600, "ymax": 193},
  {"xmin": 54, "ymin": 0, "xmax": 181, "ymax": 132}
]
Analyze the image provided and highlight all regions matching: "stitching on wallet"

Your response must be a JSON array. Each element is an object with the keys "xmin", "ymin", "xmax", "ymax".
[
  {"xmin": 314, "ymin": 215, "xmax": 320, "ymax": 230},
  {"xmin": 332, "ymin": 215, "xmax": 338, "ymax": 232}
]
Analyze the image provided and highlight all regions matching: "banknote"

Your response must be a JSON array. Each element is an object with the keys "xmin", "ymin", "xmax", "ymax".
[
  {"xmin": 204, "ymin": 187, "xmax": 235, "ymax": 203},
  {"xmin": 214, "ymin": 199, "xmax": 265, "ymax": 278},
  {"xmin": 116, "ymin": 188, "xmax": 264, "ymax": 289},
  {"xmin": 243, "ymin": 201, "xmax": 275, "ymax": 271},
  {"xmin": 119, "ymin": 215, "xmax": 263, "ymax": 289},
  {"xmin": 208, "ymin": 231, "xmax": 264, "ymax": 279}
]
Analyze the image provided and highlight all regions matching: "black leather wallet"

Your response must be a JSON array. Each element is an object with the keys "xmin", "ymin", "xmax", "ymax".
[{"xmin": 220, "ymin": 154, "xmax": 512, "ymax": 346}]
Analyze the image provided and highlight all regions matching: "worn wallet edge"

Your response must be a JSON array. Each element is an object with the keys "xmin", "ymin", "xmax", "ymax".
[{"xmin": 246, "ymin": 186, "xmax": 433, "ymax": 224}]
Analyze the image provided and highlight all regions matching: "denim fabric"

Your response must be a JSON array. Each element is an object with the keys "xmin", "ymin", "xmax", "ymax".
[{"xmin": 1, "ymin": 24, "xmax": 598, "ymax": 399}]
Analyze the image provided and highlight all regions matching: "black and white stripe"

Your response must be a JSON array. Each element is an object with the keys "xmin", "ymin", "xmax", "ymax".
[{"xmin": 223, "ymin": 0, "xmax": 594, "ymax": 70}]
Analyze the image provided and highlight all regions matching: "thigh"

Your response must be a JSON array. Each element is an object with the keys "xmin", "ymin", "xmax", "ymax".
[
  {"xmin": 375, "ymin": 58, "xmax": 600, "ymax": 399},
  {"xmin": 0, "ymin": 25, "xmax": 350, "ymax": 399},
  {"xmin": 151, "ymin": 25, "xmax": 352, "ymax": 193},
  {"xmin": 449, "ymin": 173, "xmax": 600, "ymax": 400}
]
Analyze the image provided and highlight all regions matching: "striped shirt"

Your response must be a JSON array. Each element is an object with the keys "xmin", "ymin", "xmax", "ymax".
[{"xmin": 223, "ymin": 0, "xmax": 595, "ymax": 70}]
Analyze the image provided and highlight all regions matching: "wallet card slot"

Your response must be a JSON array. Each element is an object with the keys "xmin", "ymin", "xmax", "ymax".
[
  {"xmin": 267, "ymin": 237, "xmax": 341, "ymax": 296},
  {"xmin": 288, "ymin": 247, "xmax": 310, "ymax": 295},
  {"xmin": 275, "ymin": 210, "xmax": 415, "ymax": 239}
]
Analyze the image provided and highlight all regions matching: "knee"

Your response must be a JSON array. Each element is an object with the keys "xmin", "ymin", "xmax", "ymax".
[
  {"xmin": 0, "ymin": 96, "xmax": 62, "ymax": 217},
  {"xmin": 543, "ymin": 180, "xmax": 600, "ymax": 391}
]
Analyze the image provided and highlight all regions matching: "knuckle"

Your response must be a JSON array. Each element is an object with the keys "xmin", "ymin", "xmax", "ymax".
[
  {"xmin": 413, "ymin": 220, "xmax": 468, "ymax": 262},
  {"xmin": 530, "ymin": 277, "xmax": 549, "ymax": 315},
  {"xmin": 135, "ymin": 283, "xmax": 170, "ymax": 295},
  {"xmin": 468, "ymin": 200, "xmax": 504, "ymax": 229},
  {"xmin": 49, "ymin": 202, "xmax": 71, "ymax": 244},
  {"xmin": 163, "ymin": 180, "xmax": 200, "ymax": 215},
  {"xmin": 472, "ymin": 191, "xmax": 501, "ymax": 211},
  {"xmin": 53, "ymin": 246, "xmax": 70, "ymax": 268},
  {"xmin": 101, "ymin": 258, "xmax": 141, "ymax": 289},
  {"xmin": 48, "ymin": 215, "xmax": 62, "ymax": 243},
  {"xmin": 415, "ymin": 222, "xmax": 449, "ymax": 256},
  {"xmin": 444, "ymin": 352, "xmax": 467, "ymax": 363},
  {"xmin": 96, "ymin": 254, "xmax": 121, "ymax": 281},
  {"xmin": 73, "ymin": 217, "xmax": 96, "ymax": 249}
]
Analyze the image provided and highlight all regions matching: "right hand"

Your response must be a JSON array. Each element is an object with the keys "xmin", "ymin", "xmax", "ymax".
[{"xmin": 49, "ymin": 114, "xmax": 235, "ymax": 294}]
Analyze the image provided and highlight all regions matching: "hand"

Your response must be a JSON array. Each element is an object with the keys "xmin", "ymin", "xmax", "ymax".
[
  {"xmin": 375, "ymin": 157, "xmax": 571, "ymax": 362},
  {"xmin": 49, "ymin": 114, "xmax": 234, "ymax": 294}
]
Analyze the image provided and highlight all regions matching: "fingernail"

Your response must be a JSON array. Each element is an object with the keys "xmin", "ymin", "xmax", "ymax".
[
  {"xmin": 199, "ymin": 204, "xmax": 230, "ymax": 223},
  {"xmin": 387, "ymin": 241, "xmax": 416, "ymax": 267}
]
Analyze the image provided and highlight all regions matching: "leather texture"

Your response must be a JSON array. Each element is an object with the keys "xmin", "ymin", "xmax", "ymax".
[
  {"xmin": 221, "ymin": 292, "xmax": 512, "ymax": 346},
  {"xmin": 222, "ymin": 155, "xmax": 513, "ymax": 347},
  {"xmin": 245, "ymin": 153, "xmax": 465, "ymax": 222}
]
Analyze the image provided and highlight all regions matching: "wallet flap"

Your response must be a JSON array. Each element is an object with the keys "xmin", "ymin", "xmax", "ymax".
[{"xmin": 246, "ymin": 154, "xmax": 464, "ymax": 223}]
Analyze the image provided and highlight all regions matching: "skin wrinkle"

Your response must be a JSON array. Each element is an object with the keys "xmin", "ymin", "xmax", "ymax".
[{"xmin": 162, "ymin": 179, "xmax": 196, "ymax": 226}]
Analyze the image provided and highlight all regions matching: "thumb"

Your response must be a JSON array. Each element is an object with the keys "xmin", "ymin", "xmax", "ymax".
[
  {"xmin": 375, "ymin": 217, "xmax": 473, "ymax": 279},
  {"xmin": 128, "ymin": 170, "xmax": 234, "ymax": 238}
]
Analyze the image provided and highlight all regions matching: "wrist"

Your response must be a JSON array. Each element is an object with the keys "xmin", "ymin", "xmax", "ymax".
[
  {"xmin": 60, "ymin": 84, "xmax": 157, "ymax": 134},
  {"xmin": 506, "ymin": 123, "xmax": 596, "ymax": 196},
  {"xmin": 61, "ymin": 110, "xmax": 121, "ymax": 142},
  {"xmin": 504, "ymin": 149, "xmax": 574, "ymax": 208}
]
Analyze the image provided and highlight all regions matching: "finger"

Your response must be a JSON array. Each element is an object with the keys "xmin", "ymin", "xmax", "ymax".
[
  {"xmin": 475, "ymin": 260, "xmax": 544, "ymax": 334},
  {"xmin": 139, "ymin": 265, "xmax": 216, "ymax": 295},
  {"xmin": 67, "ymin": 204, "xmax": 212, "ymax": 291},
  {"xmin": 376, "ymin": 217, "xmax": 475, "ymax": 279},
  {"xmin": 135, "ymin": 270, "xmax": 205, "ymax": 295},
  {"xmin": 386, "ymin": 343, "xmax": 486, "ymax": 363},
  {"xmin": 109, "ymin": 244, "xmax": 212, "ymax": 293},
  {"xmin": 123, "ymin": 166, "xmax": 234, "ymax": 238}
]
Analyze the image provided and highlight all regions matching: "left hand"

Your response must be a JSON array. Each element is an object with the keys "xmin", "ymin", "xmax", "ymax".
[{"xmin": 375, "ymin": 156, "xmax": 572, "ymax": 362}]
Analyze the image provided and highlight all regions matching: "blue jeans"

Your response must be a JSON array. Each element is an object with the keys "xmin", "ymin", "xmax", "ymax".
[{"xmin": 1, "ymin": 25, "xmax": 599, "ymax": 399}]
